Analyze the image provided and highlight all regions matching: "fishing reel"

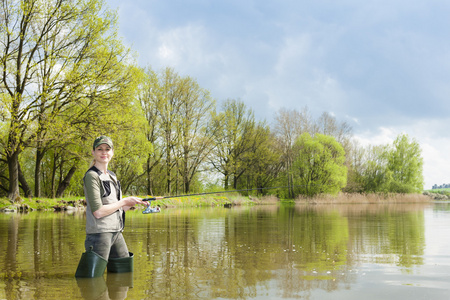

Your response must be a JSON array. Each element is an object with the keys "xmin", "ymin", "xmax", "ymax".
[
  {"xmin": 142, "ymin": 197, "xmax": 161, "ymax": 214},
  {"xmin": 143, "ymin": 206, "xmax": 160, "ymax": 214}
]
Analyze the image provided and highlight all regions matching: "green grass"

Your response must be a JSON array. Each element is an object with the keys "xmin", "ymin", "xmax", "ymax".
[
  {"xmin": 424, "ymin": 188, "xmax": 450, "ymax": 196},
  {"xmin": 0, "ymin": 196, "xmax": 85, "ymax": 212},
  {"xmin": 0, "ymin": 193, "xmax": 263, "ymax": 212}
]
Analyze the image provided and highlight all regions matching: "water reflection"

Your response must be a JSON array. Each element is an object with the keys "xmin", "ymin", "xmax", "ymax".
[
  {"xmin": 76, "ymin": 273, "xmax": 133, "ymax": 300},
  {"xmin": 0, "ymin": 203, "xmax": 437, "ymax": 299}
]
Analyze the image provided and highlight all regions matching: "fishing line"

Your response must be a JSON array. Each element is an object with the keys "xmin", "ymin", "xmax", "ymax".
[{"xmin": 141, "ymin": 184, "xmax": 332, "ymax": 214}]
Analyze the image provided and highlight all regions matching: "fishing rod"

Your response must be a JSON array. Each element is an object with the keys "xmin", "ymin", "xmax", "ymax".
[
  {"xmin": 141, "ymin": 189, "xmax": 259, "ymax": 214},
  {"xmin": 141, "ymin": 184, "xmax": 327, "ymax": 214},
  {"xmin": 143, "ymin": 186, "xmax": 283, "ymax": 201}
]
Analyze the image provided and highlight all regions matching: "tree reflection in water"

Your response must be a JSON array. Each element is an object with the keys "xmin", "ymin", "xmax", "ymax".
[{"xmin": 0, "ymin": 202, "xmax": 434, "ymax": 299}]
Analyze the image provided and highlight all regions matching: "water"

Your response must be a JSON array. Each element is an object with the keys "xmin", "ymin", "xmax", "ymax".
[{"xmin": 1, "ymin": 202, "xmax": 450, "ymax": 299}]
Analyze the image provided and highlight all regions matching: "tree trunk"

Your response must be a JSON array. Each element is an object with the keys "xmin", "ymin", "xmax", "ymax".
[
  {"xmin": 55, "ymin": 165, "xmax": 77, "ymax": 197},
  {"xmin": 146, "ymin": 156, "xmax": 153, "ymax": 196},
  {"xmin": 166, "ymin": 155, "xmax": 172, "ymax": 195},
  {"xmin": 224, "ymin": 171, "xmax": 229, "ymax": 190},
  {"xmin": 34, "ymin": 149, "xmax": 45, "ymax": 197},
  {"xmin": 7, "ymin": 151, "xmax": 21, "ymax": 202},
  {"xmin": 18, "ymin": 162, "xmax": 32, "ymax": 198},
  {"xmin": 184, "ymin": 176, "xmax": 190, "ymax": 194},
  {"xmin": 51, "ymin": 153, "xmax": 58, "ymax": 198}
]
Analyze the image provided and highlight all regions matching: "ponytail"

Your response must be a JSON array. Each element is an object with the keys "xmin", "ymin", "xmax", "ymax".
[{"xmin": 89, "ymin": 159, "xmax": 95, "ymax": 168}]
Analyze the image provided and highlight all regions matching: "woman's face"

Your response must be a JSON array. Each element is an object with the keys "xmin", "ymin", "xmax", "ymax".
[{"xmin": 92, "ymin": 143, "xmax": 114, "ymax": 165}]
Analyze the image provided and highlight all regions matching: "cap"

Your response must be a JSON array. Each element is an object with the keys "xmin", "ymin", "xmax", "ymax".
[{"xmin": 93, "ymin": 135, "xmax": 113, "ymax": 150}]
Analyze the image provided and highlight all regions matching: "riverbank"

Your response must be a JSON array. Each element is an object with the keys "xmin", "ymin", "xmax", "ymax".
[
  {"xmin": 0, "ymin": 193, "xmax": 277, "ymax": 213},
  {"xmin": 0, "ymin": 192, "xmax": 435, "ymax": 213}
]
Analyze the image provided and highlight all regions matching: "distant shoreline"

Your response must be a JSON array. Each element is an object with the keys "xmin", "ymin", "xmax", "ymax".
[{"xmin": 0, "ymin": 192, "xmax": 435, "ymax": 213}]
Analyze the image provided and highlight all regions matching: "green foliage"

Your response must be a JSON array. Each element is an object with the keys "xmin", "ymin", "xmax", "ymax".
[
  {"xmin": 292, "ymin": 133, "xmax": 347, "ymax": 197},
  {"xmin": 0, "ymin": 0, "xmax": 145, "ymax": 199},
  {"xmin": 351, "ymin": 134, "xmax": 424, "ymax": 194},
  {"xmin": 0, "ymin": 1, "xmax": 427, "ymax": 201},
  {"xmin": 386, "ymin": 134, "xmax": 424, "ymax": 193},
  {"xmin": 359, "ymin": 145, "xmax": 391, "ymax": 193},
  {"xmin": 428, "ymin": 188, "xmax": 450, "ymax": 194},
  {"xmin": 236, "ymin": 126, "xmax": 282, "ymax": 195},
  {"xmin": 210, "ymin": 99, "xmax": 270, "ymax": 191},
  {"xmin": 138, "ymin": 67, "xmax": 216, "ymax": 196}
]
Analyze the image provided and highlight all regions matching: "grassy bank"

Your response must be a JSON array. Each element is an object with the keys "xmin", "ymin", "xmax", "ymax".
[
  {"xmin": 0, "ymin": 192, "xmax": 434, "ymax": 213},
  {"xmin": 0, "ymin": 193, "xmax": 278, "ymax": 212}
]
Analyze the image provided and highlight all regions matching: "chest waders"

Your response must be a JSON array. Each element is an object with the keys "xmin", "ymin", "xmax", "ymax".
[
  {"xmin": 75, "ymin": 248, "xmax": 135, "ymax": 278},
  {"xmin": 75, "ymin": 167, "xmax": 134, "ymax": 278},
  {"xmin": 75, "ymin": 246, "xmax": 108, "ymax": 278}
]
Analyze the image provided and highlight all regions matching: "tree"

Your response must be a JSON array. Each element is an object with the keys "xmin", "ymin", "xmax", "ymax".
[
  {"xmin": 175, "ymin": 76, "xmax": 216, "ymax": 193},
  {"xmin": 359, "ymin": 144, "xmax": 390, "ymax": 193},
  {"xmin": 138, "ymin": 68, "xmax": 163, "ymax": 196},
  {"xmin": 344, "ymin": 139, "xmax": 368, "ymax": 193},
  {"xmin": 315, "ymin": 112, "xmax": 353, "ymax": 148},
  {"xmin": 273, "ymin": 107, "xmax": 311, "ymax": 198},
  {"xmin": 292, "ymin": 133, "xmax": 347, "ymax": 197},
  {"xmin": 385, "ymin": 134, "xmax": 424, "ymax": 193},
  {"xmin": 272, "ymin": 108, "xmax": 353, "ymax": 198},
  {"xmin": 108, "ymin": 121, "xmax": 153, "ymax": 195},
  {"xmin": 139, "ymin": 67, "xmax": 216, "ymax": 195},
  {"xmin": 240, "ymin": 127, "xmax": 282, "ymax": 195},
  {"xmin": 209, "ymin": 99, "xmax": 261, "ymax": 190},
  {"xmin": 350, "ymin": 133, "xmax": 424, "ymax": 194},
  {"xmin": 0, "ymin": 0, "xmax": 136, "ymax": 201}
]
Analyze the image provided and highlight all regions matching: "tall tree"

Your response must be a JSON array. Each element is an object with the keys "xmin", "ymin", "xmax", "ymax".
[
  {"xmin": 386, "ymin": 134, "xmax": 424, "ymax": 193},
  {"xmin": 142, "ymin": 68, "xmax": 183, "ymax": 195},
  {"xmin": 108, "ymin": 114, "xmax": 153, "ymax": 195},
  {"xmin": 210, "ymin": 99, "xmax": 260, "ymax": 190},
  {"xmin": 343, "ymin": 139, "xmax": 366, "ymax": 193},
  {"xmin": 292, "ymin": 133, "xmax": 347, "ymax": 197},
  {"xmin": 240, "ymin": 127, "xmax": 282, "ymax": 195},
  {"xmin": 353, "ymin": 134, "xmax": 424, "ymax": 194},
  {"xmin": 360, "ymin": 144, "xmax": 390, "ymax": 193},
  {"xmin": 0, "ymin": 0, "xmax": 136, "ymax": 201},
  {"xmin": 315, "ymin": 112, "xmax": 353, "ymax": 147},
  {"xmin": 175, "ymin": 76, "xmax": 216, "ymax": 193},
  {"xmin": 139, "ymin": 68, "xmax": 163, "ymax": 196},
  {"xmin": 139, "ymin": 67, "xmax": 216, "ymax": 195},
  {"xmin": 273, "ymin": 107, "xmax": 312, "ymax": 198}
]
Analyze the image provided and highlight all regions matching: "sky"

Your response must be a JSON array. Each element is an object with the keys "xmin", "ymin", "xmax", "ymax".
[{"xmin": 105, "ymin": 0, "xmax": 450, "ymax": 189}]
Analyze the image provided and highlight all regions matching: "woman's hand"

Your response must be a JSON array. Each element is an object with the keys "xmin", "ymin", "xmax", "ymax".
[
  {"xmin": 122, "ymin": 196, "xmax": 147, "ymax": 211},
  {"xmin": 93, "ymin": 196, "xmax": 147, "ymax": 217},
  {"xmin": 123, "ymin": 196, "xmax": 146, "ymax": 206}
]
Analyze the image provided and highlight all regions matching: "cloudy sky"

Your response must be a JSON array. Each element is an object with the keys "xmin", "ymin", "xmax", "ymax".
[{"xmin": 105, "ymin": 0, "xmax": 450, "ymax": 189}]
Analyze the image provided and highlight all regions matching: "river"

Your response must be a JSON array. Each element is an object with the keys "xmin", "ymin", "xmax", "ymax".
[{"xmin": 1, "ymin": 202, "xmax": 450, "ymax": 299}]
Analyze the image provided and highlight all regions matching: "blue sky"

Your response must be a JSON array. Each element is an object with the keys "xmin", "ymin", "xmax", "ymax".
[{"xmin": 106, "ymin": 0, "xmax": 450, "ymax": 189}]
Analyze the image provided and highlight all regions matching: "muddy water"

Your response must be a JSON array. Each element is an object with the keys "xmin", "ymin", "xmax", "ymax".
[{"xmin": 1, "ymin": 202, "xmax": 450, "ymax": 299}]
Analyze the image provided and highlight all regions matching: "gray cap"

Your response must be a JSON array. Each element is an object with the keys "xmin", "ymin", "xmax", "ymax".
[{"xmin": 93, "ymin": 135, "xmax": 113, "ymax": 150}]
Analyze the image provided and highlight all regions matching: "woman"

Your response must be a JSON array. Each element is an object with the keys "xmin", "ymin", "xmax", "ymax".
[{"xmin": 76, "ymin": 135, "xmax": 147, "ymax": 277}]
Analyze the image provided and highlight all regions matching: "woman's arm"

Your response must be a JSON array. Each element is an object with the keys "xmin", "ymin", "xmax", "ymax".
[
  {"xmin": 84, "ymin": 171, "xmax": 146, "ymax": 218},
  {"xmin": 93, "ymin": 196, "xmax": 146, "ymax": 218}
]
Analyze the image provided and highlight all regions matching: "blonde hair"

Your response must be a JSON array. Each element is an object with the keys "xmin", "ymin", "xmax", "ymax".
[{"xmin": 89, "ymin": 159, "xmax": 95, "ymax": 168}]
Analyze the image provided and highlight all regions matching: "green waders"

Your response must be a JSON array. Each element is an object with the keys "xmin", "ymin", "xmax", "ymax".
[
  {"xmin": 75, "ymin": 247, "xmax": 108, "ymax": 278},
  {"xmin": 107, "ymin": 252, "xmax": 134, "ymax": 273},
  {"xmin": 75, "ymin": 248, "xmax": 133, "ymax": 278}
]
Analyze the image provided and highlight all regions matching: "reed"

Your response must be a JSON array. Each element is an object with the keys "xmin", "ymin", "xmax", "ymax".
[{"xmin": 295, "ymin": 192, "xmax": 432, "ymax": 204}]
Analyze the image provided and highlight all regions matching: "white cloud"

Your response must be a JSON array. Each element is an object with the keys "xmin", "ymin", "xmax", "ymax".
[
  {"xmin": 354, "ymin": 127, "xmax": 397, "ymax": 147},
  {"xmin": 105, "ymin": 0, "xmax": 450, "ymax": 190},
  {"xmin": 274, "ymin": 35, "xmax": 312, "ymax": 76},
  {"xmin": 155, "ymin": 24, "xmax": 206, "ymax": 67}
]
